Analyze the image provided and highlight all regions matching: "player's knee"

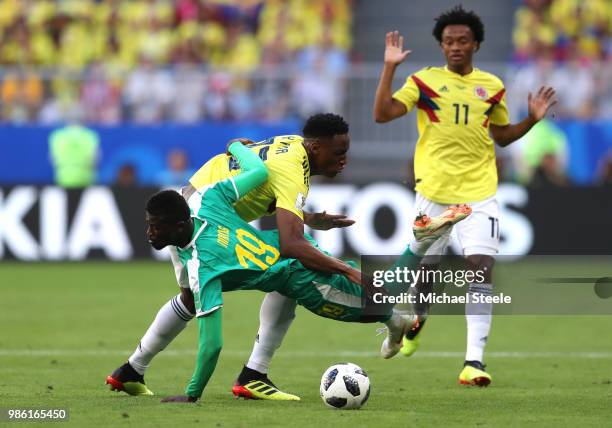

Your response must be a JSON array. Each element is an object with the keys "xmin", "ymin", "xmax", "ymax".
[
  {"xmin": 180, "ymin": 288, "xmax": 196, "ymax": 314},
  {"xmin": 466, "ymin": 255, "xmax": 495, "ymax": 283}
]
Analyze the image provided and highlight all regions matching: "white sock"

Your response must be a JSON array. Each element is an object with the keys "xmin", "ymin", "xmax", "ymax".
[
  {"xmin": 465, "ymin": 283, "xmax": 493, "ymax": 363},
  {"xmin": 128, "ymin": 294, "xmax": 194, "ymax": 375},
  {"xmin": 246, "ymin": 292, "xmax": 296, "ymax": 374},
  {"xmin": 384, "ymin": 311, "xmax": 404, "ymax": 342},
  {"xmin": 408, "ymin": 238, "xmax": 433, "ymax": 257}
]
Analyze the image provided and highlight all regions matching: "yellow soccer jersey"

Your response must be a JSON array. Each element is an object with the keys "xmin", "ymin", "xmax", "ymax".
[
  {"xmin": 393, "ymin": 66, "xmax": 510, "ymax": 204},
  {"xmin": 189, "ymin": 135, "xmax": 310, "ymax": 222}
]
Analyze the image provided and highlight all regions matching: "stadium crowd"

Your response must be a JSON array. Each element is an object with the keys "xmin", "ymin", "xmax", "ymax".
[
  {"xmin": 0, "ymin": 0, "xmax": 608, "ymax": 125},
  {"xmin": 510, "ymin": 0, "xmax": 610, "ymax": 120},
  {"xmin": 0, "ymin": 0, "xmax": 352, "ymax": 123}
]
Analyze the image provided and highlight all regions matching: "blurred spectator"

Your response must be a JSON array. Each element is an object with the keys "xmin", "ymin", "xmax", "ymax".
[
  {"xmin": 508, "ymin": 46, "xmax": 598, "ymax": 120},
  {"xmin": 529, "ymin": 153, "xmax": 570, "ymax": 188},
  {"xmin": 38, "ymin": 74, "xmax": 82, "ymax": 125},
  {"xmin": 292, "ymin": 55, "xmax": 341, "ymax": 118},
  {"xmin": 513, "ymin": 118, "xmax": 569, "ymax": 184},
  {"xmin": 513, "ymin": 0, "xmax": 610, "ymax": 62},
  {"xmin": 293, "ymin": 30, "xmax": 348, "ymax": 118},
  {"xmin": 594, "ymin": 56, "xmax": 612, "ymax": 119},
  {"xmin": 170, "ymin": 63, "xmax": 206, "ymax": 123},
  {"xmin": 548, "ymin": 50, "xmax": 596, "ymax": 119},
  {"xmin": 0, "ymin": 69, "xmax": 44, "ymax": 122},
  {"xmin": 115, "ymin": 163, "xmax": 138, "ymax": 187},
  {"xmin": 123, "ymin": 56, "xmax": 174, "ymax": 123},
  {"xmin": 0, "ymin": 0, "xmax": 353, "ymax": 124},
  {"xmin": 155, "ymin": 149, "xmax": 196, "ymax": 187},
  {"xmin": 48, "ymin": 122, "xmax": 100, "ymax": 188},
  {"xmin": 511, "ymin": 0, "xmax": 610, "ymax": 121},
  {"xmin": 596, "ymin": 152, "xmax": 612, "ymax": 187},
  {"xmin": 80, "ymin": 62, "xmax": 122, "ymax": 124}
]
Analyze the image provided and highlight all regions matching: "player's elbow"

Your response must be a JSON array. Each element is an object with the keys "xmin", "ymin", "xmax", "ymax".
[
  {"xmin": 493, "ymin": 137, "xmax": 510, "ymax": 147},
  {"xmin": 279, "ymin": 241, "xmax": 300, "ymax": 259},
  {"xmin": 279, "ymin": 238, "xmax": 308, "ymax": 259},
  {"xmin": 373, "ymin": 111, "xmax": 391, "ymax": 123}
]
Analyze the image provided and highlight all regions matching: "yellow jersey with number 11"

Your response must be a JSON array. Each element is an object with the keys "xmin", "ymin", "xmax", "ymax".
[{"xmin": 393, "ymin": 66, "xmax": 510, "ymax": 204}]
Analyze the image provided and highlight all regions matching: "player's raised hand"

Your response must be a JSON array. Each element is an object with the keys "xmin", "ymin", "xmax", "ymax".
[
  {"xmin": 527, "ymin": 86, "xmax": 557, "ymax": 122},
  {"xmin": 384, "ymin": 31, "xmax": 411, "ymax": 66},
  {"xmin": 161, "ymin": 395, "xmax": 198, "ymax": 403},
  {"xmin": 305, "ymin": 211, "xmax": 355, "ymax": 230}
]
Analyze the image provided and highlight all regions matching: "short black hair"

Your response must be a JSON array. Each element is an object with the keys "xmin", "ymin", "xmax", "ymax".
[
  {"xmin": 432, "ymin": 5, "xmax": 484, "ymax": 45},
  {"xmin": 146, "ymin": 190, "xmax": 190, "ymax": 223},
  {"xmin": 302, "ymin": 113, "xmax": 349, "ymax": 139}
]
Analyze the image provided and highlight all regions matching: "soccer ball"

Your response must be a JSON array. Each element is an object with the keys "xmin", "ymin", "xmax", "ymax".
[{"xmin": 319, "ymin": 363, "xmax": 370, "ymax": 410}]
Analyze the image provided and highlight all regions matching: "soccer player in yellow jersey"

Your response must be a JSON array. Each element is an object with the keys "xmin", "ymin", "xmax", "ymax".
[
  {"xmin": 107, "ymin": 114, "xmax": 358, "ymax": 400},
  {"xmin": 373, "ymin": 6, "xmax": 557, "ymax": 386}
]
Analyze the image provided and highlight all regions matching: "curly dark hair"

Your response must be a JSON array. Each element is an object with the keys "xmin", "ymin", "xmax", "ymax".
[
  {"xmin": 146, "ymin": 190, "xmax": 190, "ymax": 223},
  {"xmin": 432, "ymin": 5, "xmax": 485, "ymax": 45},
  {"xmin": 302, "ymin": 113, "xmax": 349, "ymax": 139}
]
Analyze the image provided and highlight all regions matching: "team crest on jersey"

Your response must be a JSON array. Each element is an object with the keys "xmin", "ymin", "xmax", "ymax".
[{"xmin": 474, "ymin": 86, "xmax": 489, "ymax": 100}]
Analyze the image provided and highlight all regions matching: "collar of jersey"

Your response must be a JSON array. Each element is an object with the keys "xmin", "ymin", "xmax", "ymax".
[
  {"xmin": 179, "ymin": 217, "xmax": 207, "ymax": 250},
  {"xmin": 444, "ymin": 65, "xmax": 477, "ymax": 78},
  {"xmin": 298, "ymin": 142, "xmax": 311, "ymax": 179}
]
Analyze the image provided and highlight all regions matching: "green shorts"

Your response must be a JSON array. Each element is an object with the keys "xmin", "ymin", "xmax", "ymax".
[{"xmin": 220, "ymin": 259, "xmax": 391, "ymax": 323}]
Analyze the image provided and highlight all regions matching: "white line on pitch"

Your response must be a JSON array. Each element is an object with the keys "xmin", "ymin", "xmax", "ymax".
[{"xmin": 0, "ymin": 350, "xmax": 611, "ymax": 358}]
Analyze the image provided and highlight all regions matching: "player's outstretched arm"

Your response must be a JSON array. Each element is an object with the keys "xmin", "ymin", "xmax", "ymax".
[
  {"xmin": 227, "ymin": 141, "xmax": 269, "ymax": 197},
  {"xmin": 162, "ymin": 308, "xmax": 223, "ymax": 402},
  {"xmin": 276, "ymin": 208, "xmax": 361, "ymax": 285},
  {"xmin": 490, "ymin": 86, "xmax": 557, "ymax": 147},
  {"xmin": 373, "ymin": 31, "xmax": 410, "ymax": 123}
]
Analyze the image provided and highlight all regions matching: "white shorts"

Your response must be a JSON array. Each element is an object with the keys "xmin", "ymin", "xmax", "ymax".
[{"xmin": 415, "ymin": 193, "xmax": 500, "ymax": 261}]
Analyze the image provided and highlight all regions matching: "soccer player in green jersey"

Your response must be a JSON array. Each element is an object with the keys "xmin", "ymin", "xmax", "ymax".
[
  {"xmin": 133, "ymin": 140, "xmax": 470, "ymax": 402},
  {"xmin": 107, "ymin": 114, "xmax": 357, "ymax": 401}
]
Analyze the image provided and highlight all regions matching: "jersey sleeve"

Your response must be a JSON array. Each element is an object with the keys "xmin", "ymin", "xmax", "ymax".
[
  {"xmin": 189, "ymin": 154, "xmax": 228, "ymax": 190},
  {"xmin": 392, "ymin": 75, "xmax": 419, "ymax": 112},
  {"xmin": 489, "ymin": 83, "xmax": 510, "ymax": 126},
  {"xmin": 267, "ymin": 148, "xmax": 309, "ymax": 220},
  {"xmin": 201, "ymin": 138, "xmax": 270, "ymax": 210}
]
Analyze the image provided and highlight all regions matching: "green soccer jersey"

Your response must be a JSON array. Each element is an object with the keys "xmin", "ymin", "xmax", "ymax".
[
  {"xmin": 175, "ymin": 178, "xmax": 372, "ymax": 323},
  {"xmin": 173, "ymin": 141, "xmax": 405, "ymax": 399},
  {"xmin": 176, "ymin": 177, "xmax": 292, "ymax": 316}
]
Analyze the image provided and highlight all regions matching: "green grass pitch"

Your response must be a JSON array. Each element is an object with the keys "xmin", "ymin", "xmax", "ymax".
[{"xmin": 1, "ymin": 262, "xmax": 611, "ymax": 427}]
